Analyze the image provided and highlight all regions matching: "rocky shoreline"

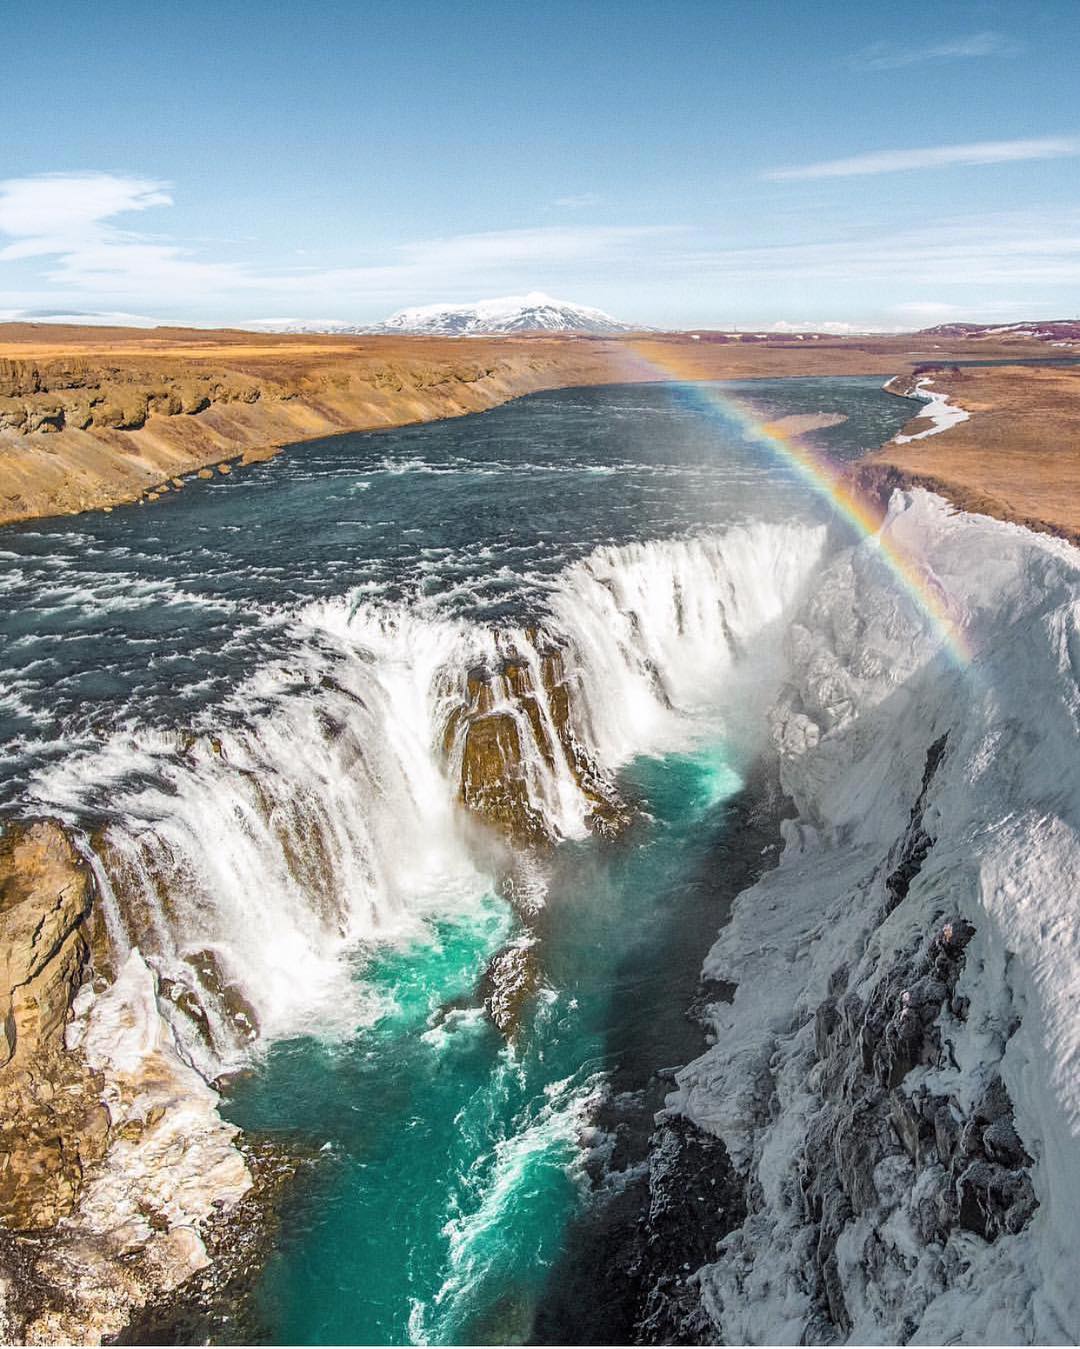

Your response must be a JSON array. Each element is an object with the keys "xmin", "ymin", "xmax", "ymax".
[{"xmin": 859, "ymin": 361, "xmax": 1080, "ymax": 547}]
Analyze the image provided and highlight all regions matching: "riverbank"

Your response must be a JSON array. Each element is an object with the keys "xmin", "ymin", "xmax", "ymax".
[
  {"xmin": 0, "ymin": 323, "xmax": 1045, "ymax": 528},
  {"xmin": 859, "ymin": 363, "xmax": 1080, "ymax": 545}
]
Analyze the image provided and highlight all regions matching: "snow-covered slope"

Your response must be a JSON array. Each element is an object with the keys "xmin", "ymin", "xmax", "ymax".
[
  {"xmin": 238, "ymin": 295, "xmax": 636, "ymax": 337},
  {"xmin": 376, "ymin": 292, "xmax": 634, "ymax": 336},
  {"xmin": 669, "ymin": 491, "xmax": 1080, "ymax": 1344},
  {"xmin": 918, "ymin": 319, "xmax": 1080, "ymax": 345}
]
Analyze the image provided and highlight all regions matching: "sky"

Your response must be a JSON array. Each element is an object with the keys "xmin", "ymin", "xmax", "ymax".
[{"xmin": 2, "ymin": 0, "xmax": 1079, "ymax": 330}]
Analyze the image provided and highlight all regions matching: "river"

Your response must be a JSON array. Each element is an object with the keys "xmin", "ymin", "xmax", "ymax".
[{"xmin": 0, "ymin": 377, "xmax": 919, "ymax": 1344}]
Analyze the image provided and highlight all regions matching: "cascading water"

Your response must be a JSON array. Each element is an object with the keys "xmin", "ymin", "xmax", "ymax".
[
  {"xmin": 0, "ymin": 377, "xmax": 926, "ymax": 1342},
  {"xmin": 27, "ymin": 521, "xmax": 826, "ymax": 1075}
]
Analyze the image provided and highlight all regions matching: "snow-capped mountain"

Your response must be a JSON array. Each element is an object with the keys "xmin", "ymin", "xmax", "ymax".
[
  {"xmin": 376, "ymin": 292, "xmax": 634, "ymax": 336},
  {"xmin": 238, "ymin": 296, "xmax": 635, "ymax": 337}
]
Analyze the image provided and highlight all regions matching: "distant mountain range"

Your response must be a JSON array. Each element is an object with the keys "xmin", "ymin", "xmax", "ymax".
[
  {"xmin": 243, "ymin": 294, "xmax": 637, "ymax": 338},
  {"xmin": 917, "ymin": 319, "xmax": 1080, "ymax": 344},
  {"xmin": 376, "ymin": 293, "xmax": 634, "ymax": 336}
]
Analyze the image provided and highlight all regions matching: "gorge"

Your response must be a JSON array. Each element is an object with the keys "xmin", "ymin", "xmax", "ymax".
[{"xmin": 1, "ymin": 369, "xmax": 1078, "ymax": 1344}]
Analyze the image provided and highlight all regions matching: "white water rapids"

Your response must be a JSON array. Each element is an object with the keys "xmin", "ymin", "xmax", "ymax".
[{"xmin": 24, "ymin": 520, "xmax": 827, "ymax": 1074}]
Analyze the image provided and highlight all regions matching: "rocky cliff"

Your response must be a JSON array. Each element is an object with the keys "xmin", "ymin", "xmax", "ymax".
[
  {"xmin": 0, "ymin": 821, "xmax": 254, "ymax": 1345},
  {"xmin": 659, "ymin": 491, "xmax": 1080, "ymax": 1343},
  {"xmin": 0, "ymin": 336, "xmax": 639, "ymax": 526}
]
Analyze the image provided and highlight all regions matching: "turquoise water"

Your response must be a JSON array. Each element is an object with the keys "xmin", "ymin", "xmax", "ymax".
[{"xmin": 225, "ymin": 744, "xmax": 750, "ymax": 1345}]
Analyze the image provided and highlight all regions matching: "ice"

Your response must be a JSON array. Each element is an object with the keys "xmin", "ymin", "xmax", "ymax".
[
  {"xmin": 669, "ymin": 490, "xmax": 1080, "ymax": 1343},
  {"xmin": 894, "ymin": 375, "xmax": 971, "ymax": 443}
]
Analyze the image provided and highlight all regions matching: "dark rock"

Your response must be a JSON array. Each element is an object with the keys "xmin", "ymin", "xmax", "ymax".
[
  {"xmin": 478, "ymin": 941, "xmax": 540, "ymax": 1037},
  {"xmin": 883, "ymin": 733, "xmax": 948, "ymax": 915},
  {"xmin": 956, "ymin": 1158, "xmax": 1037, "ymax": 1240}
]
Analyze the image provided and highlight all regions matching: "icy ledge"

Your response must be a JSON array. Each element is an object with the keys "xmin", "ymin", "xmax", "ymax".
[
  {"xmin": 670, "ymin": 490, "xmax": 1080, "ymax": 1344},
  {"xmin": 893, "ymin": 375, "xmax": 971, "ymax": 443}
]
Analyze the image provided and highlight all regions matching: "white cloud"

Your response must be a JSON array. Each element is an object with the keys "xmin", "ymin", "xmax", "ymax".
[
  {"xmin": 0, "ymin": 173, "xmax": 172, "ymax": 261},
  {"xmin": 768, "ymin": 319, "xmax": 900, "ymax": 334},
  {"xmin": 847, "ymin": 30, "xmax": 1019, "ymax": 70},
  {"xmin": 0, "ymin": 172, "xmax": 679, "ymax": 311},
  {"xmin": 3, "ymin": 171, "xmax": 1078, "ymax": 325},
  {"xmin": 682, "ymin": 212, "xmax": 1080, "ymax": 287},
  {"xmin": 765, "ymin": 135, "xmax": 1080, "ymax": 181},
  {"xmin": 552, "ymin": 193, "xmax": 604, "ymax": 208}
]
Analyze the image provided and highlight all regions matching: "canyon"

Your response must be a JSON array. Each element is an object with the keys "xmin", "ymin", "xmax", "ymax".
[{"xmin": 0, "ymin": 341, "xmax": 1078, "ymax": 1342}]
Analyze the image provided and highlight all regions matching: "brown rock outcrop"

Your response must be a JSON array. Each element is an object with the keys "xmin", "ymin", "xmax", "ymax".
[
  {"xmin": 445, "ymin": 642, "xmax": 628, "ymax": 846},
  {"xmin": 0, "ymin": 822, "xmax": 269, "ymax": 1345},
  {"xmin": 0, "ymin": 822, "xmax": 108, "ymax": 1232},
  {"xmin": 460, "ymin": 710, "xmax": 545, "ymax": 845}
]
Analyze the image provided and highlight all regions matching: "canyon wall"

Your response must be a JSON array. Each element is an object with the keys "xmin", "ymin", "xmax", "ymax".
[
  {"xmin": 660, "ymin": 491, "xmax": 1080, "ymax": 1343},
  {"xmin": 0, "ymin": 336, "xmax": 641, "ymax": 525}
]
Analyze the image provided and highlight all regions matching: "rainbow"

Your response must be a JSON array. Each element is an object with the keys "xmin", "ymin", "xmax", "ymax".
[{"xmin": 616, "ymin": 342, "xmax": 973, "ymax": 668}]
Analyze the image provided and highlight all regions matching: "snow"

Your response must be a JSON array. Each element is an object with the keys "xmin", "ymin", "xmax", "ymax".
[
  {"xmin": 31, "ymin": 950, "xmax": 252, "ymax": 1341},
  {"xmin": 239, "ymin": 294, "xmax": 635, "ymax": 337},
  {"xmin": 670, "ymin": 490, "xmax": 1080, "ymax": 1343},
  {"xmin": 894, "ymin": 376, "xmax": 971, "ymax": 443},
  {"xmin": 378, "ymin": 292, "xmax": 634, "ymax": 336}
]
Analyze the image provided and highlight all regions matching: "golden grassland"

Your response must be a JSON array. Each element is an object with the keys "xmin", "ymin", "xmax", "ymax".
[{"xmin": 857, "ymin": 363, "xmax": 1080, "ymax": 547}]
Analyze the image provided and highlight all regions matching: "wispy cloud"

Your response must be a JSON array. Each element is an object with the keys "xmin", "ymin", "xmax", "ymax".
[
  {"xmin": 0, "ymin": 172, "xmax": 679, "ymax": 312},
  {"xmin": 765, "ymin": 135, "xmax": 1080, "ymax": 181},
  {"xmin": 847, "ymin": 29, "xmax": 1019, "ymax": 70},
  {"xmin": 680, "ymin": 212, "xmax": 1080, "ymax": 287},
  {"xmin": 0, "ymin": 173, "xmax": 173, "ymax": 261},
  {"xmin": 4, "ymin": 172, "xmax": 1078, "ymax": 325},
  {"xmin": 552, "ymin": 192, "xmax": 604, "ymax": 209}
]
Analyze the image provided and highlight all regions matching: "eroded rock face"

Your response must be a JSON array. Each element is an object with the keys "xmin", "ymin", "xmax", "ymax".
[
  {"xmin": 0, "ymin": 821, "xmax": 108, "ymax": 1232},
  {"xmin": 0, "ymin": 363, "xmax": 261, "ymax": 439},
  {"xmin": 461, "ymin": 709, "xmax": 545, "ymax": 844},
  {"xmin": 478, "ymin": 940, "xmax": 540, "ymax": 1037},
  {"xmin": 0, "ymin": 821, "xmax": 258, "ymax": 1345},
  {"xmin": 675, "ymin": 726, "xmax": 1045, "ymax": 1345},
  {"xmin": 447, "ymin": 641, "xmax": 628, "ymax": 846},
  {"xmin": 805, "ymin": 899, "xmax": 1036, "ymax": 1337}
]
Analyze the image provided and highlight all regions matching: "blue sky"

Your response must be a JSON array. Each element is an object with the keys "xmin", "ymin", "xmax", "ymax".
[{"xmin": 2, "ymin": 0, "xmax": 1079, "ymax": 329}]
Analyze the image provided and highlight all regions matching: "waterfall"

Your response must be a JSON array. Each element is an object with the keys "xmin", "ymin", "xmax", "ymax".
[{"xmin": 27, "ymin": 520, "xmax": 828, "ymax": 1074}]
